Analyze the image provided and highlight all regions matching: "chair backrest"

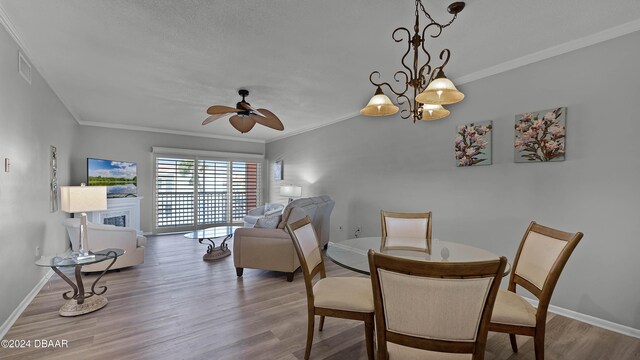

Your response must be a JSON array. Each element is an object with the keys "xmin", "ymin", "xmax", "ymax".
[
  {"xmin": 380, "ymin": 211, "xmax": 432, "ymax": 252},
  {"xmin": 286, "ymin": 216, "xmax": 326, "ymax": 295},
  {"xmin": 368, "ymin": 250, "xmax": 506, "ymax": 360},
  {"xmin": 510, "ymin": 221, "xmax": 583, "ymax": 317}
]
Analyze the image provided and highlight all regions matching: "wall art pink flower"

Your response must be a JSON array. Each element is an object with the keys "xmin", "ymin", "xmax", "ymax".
[
  {"xmin": 455, "ymin": 121, "xmax": 492, "ymax": 167},
  {"xmin": 514, "ymin": 107, "xmax": 566, "ymax": 162}
]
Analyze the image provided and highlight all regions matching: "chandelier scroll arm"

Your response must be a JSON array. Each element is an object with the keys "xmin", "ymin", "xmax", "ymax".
[
  {"xmin": 368, "ymin": 71, "xmax": 410, "ymax": 99},
  {"xmin": 428, "ymin": 49, "xmax": 451, "ymax": 83},
  {"xmin": 392, "ymin": 27, "xmax": 415, "ymax": 81}
]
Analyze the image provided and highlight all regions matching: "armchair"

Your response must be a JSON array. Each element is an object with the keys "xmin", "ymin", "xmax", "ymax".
[
  {"xmin": 63, "ymin": 218, "xmax": 146, "ymax": 272},
  {"xmin": 234, "ymin": 196, "xmax": 335, "ymax": 281}
]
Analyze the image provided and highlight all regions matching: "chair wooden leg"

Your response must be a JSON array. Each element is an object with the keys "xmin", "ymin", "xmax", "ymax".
[
  {"xmin": 318, "ymin": 316, "xmax": 325, "ymax": 331},
  {"xmin": 364, "ymin": 314, "xmax": 375, "ymax": 360},
  {"xmin": 235, "ymin": 267, "xmax": 243, "ymax": 277},
  {"xmin": 304, "ymin": 312, "xmax": 315, "ymax": 360},
  {"xmin": 286, "ymin": 272, "xmax": 294, "ymax": 282},
  {"xmin": 534, "ymin": 331, "xmax": 545, "ymax": 360},
  {"xmin": 509, "ymin": 333, "xmax": 518, "ymax": 353}
]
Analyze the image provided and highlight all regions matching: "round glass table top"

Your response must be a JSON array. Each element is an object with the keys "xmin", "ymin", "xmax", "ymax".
[
  {"xmin": 327, "ymin": 237, "xmax": 511, "ymax": 276},
  {"xmin": 183, "ymin": 226, "xmax": 240, "ymax": 239},
  {"xmin": 35, "ymin": 248, "xmax": 125, "ymax": 267}
]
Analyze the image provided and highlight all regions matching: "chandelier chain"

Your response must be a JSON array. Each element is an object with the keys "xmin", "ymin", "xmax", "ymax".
[{"xmin": 417, "ymin": 0, "xmax": 458, "ymax": 28}]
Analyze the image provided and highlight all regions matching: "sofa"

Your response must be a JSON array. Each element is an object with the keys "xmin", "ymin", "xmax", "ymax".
[
  {"xmin": 243, "ymin": 202, "xmax": 285, "ymax": 228},
  {"xmin": 233, "ymin": 196, "xmax": 335, "ymax": 281},
  {"xmin": 63, "ymin": 218, "xmax": 146, "ymax": 272}
]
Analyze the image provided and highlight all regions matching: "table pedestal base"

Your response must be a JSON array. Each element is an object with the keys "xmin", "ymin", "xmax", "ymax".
[
  {"xmin": 59, "ymin": 295, "xmax": 108, "ymax": 317},
  {"xmin": 203, "ymin": 248, "xmax": 231, "ymax": 261}
]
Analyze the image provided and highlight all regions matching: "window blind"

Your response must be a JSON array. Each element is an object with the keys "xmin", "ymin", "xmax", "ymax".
[{"xmin": 154, "ymin": 156, "xmax": 262, "ymax": 232}]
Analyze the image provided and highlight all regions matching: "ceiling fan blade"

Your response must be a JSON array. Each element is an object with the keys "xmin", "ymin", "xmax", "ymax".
[
  {"xmin": 254, "ymin": 109, "xmax": 284, "ymax": 131},
  {"xmin": 207, "ymin": 105, "xmax": 242, "ymax": 115},
  {"xmin": 202, "ymin": 113, "xmax": 228, "ymax": 125},
  {"xmin": 239, "ymin": 102, "xmax": 266, "ymax": 118},
  {"xmin": 229, "ymin": 115, "xmax": 256, "ymax": 134}
]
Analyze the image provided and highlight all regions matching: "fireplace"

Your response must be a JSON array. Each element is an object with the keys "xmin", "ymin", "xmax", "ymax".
[
  {"xmin": 86, "ymin": 197, "xmax": 142, "ymax": 234},
  {"xmin": 104, "ymin": 214, "xmax": 127, "ymax": 227}
]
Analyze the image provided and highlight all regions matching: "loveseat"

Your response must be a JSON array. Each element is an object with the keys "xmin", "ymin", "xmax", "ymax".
[
  {"xmin": 233, "ymin": 196, "xmax": 335, "ymax": 281},
  {"xmin": 63, "ymin": 218, "xmax": 146, "ymax": 272}
]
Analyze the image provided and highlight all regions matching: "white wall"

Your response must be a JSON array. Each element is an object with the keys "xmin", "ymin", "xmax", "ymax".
[
  {"xmin": 0, "ymin": 26, "xmax": 78, "ymax": 326},
  {"xmin": 73, "ymin": 126, "xmax": 265, "ymax": 233},
  {"xmin": 266, "ymin": 31, "xmax": 640, "ymax": 330}
]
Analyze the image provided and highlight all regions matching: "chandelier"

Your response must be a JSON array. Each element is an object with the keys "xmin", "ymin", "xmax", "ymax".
[{"xmin": 361, "ymin": 0, "xmax": 466, "ymax": 122}]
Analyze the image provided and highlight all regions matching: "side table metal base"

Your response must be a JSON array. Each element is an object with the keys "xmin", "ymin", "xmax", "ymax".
[
  {"xmin": 203, "ymin": 248, "xmax": 231, "ymax": 261},
  {"xmin": 59, "ymin": 295, "xmax": 108, "ymax": 317},
  {"xmin": 200, "ymin": 233, "xmax": 232, "ymax": 262}
]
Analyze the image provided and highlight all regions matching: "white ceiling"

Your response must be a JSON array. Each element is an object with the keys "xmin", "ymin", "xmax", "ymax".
[{"xmin": 1, "ymin": 0, "xmax": 640, "ymax": 143}]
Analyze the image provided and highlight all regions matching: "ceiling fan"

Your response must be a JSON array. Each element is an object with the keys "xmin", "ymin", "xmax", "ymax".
[{"xmin": 202, "ymin": 89, "xmax": 284, "ymax": 134}]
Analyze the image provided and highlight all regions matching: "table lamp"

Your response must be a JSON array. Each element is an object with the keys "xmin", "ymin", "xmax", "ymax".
[
  {"xmin": 280, "ymin": 185, "xmax": 302, "ymax": 203},
  {"xmin": 61, "ymin": 183, "xmax": 107, "ymax": 260}
]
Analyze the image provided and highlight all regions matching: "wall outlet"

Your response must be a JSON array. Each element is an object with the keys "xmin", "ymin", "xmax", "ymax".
[
  {"xmin": 35, "ymin": 246, "xmax": 40, "ymax": 257},
  {"xmin": 339, "ymin": 225, "xmax": 343, "ymax": 231},
  {"xmin": 354, "ymin": 225, "xmax": 362, "ymax": 238}
]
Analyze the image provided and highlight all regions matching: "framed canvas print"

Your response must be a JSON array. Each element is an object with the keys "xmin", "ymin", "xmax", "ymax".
[
  {"xmin": 515, "ymin": 107, "xmax": 566, "ymax": 162},
  {"xmin": 273, "ymin": 160, "xmax": 283, "ymax": 181},
  {"xmin": 455, "ymin": 121, "xmax": 492, "ymax": 167},
  {"xmin": 50, "ymin": 145, "xmax": 58, "ymax": 212}
]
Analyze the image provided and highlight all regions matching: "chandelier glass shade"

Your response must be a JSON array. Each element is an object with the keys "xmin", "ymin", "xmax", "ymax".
[
  {"xmin": 360, "ymin": 86, "xmax": 400, "ymax": 116},
  {"xmin": 361, "ymin": 0, "xmax": 466, "ymax": 122},
  {"xmin": 420, "ymin": 104, "xmax": 450, "ymax": 121}
]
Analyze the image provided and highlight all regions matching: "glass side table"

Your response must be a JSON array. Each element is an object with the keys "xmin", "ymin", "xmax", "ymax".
[{"xmin": 35, "ymin": 248, "xmax": 125, "ymax": 317}]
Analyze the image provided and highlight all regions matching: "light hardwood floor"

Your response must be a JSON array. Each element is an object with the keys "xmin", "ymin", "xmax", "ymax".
[{"xmin": 2, "ymin": 233, "xmax": 639, "ymax": 360}]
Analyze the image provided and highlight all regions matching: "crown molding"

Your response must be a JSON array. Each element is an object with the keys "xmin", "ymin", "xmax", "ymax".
[
  {"xmin": 0, "ymin": 3, "xmax": 84, "ymax": 124},
  {"xmin": 266, "ymin": 111, "xmax": 360, "ymax": 143},
  {"xmin": 78, "ymin": 121, "xmax": 265, "ymax": 144},
  {"xmin": 454, "ymin": 18, "xmax": 640, "ymax": 85}
]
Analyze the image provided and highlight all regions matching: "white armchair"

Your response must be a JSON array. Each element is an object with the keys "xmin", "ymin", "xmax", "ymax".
[
  {"xmin": 63, "ymin": 218, "xmax": 146, "ymax": 271},
  {"xmin": 243, "ymin": 203, "xmax": 285, "ymax": 227}
]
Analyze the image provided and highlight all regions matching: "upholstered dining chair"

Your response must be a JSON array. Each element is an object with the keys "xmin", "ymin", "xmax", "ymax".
[
  {"xmin": 368, "ymin": 249, "xmax": 507, "ymax": 360},
  {"xmin": 489, "ymin": 221, "xmax": 583, "ymax": 360},
  {"xmin": 286, "ymin": 216, "xmax": 374, "ymax": 360},
  {"xmin": 380, "ymin": 210, "xmax": 432, "ymax": 253}
]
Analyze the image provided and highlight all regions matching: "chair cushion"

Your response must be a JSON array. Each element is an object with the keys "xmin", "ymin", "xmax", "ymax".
[
  {"xmin": 490, "ymin": 289, "xmax": 537, "ymax": 327},
  {"xmin": 136, "ymin": 235, "xmax": 147, "ymax": 247},
  {"xmin": 313, "ymin": 277, "xmax": 374, "ymax": 313},
  {"xmin": 387, "ymin": 342, "xmax": 472, "ymax": 360}
]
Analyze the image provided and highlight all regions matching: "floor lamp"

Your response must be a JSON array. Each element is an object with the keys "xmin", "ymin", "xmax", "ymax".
[{"xmin": 61, "ymin": 184, "xmax": 107, "ymax": 261}]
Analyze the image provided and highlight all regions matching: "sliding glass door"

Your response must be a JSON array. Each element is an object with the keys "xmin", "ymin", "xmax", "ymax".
[{"xmin": 154, "ymin": 156, "xmax": 261, "ymax": 233}]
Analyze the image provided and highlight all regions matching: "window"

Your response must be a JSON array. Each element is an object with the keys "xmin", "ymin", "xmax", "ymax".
[{"xmin": 154, "ymin": 155, "xmax": 261, "ymax": 233}]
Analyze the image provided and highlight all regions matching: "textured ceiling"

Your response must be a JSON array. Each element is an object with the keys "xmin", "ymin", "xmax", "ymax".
[{"xmin": 1, "ymin": 0, "xmax": 640, "ymax": 142}]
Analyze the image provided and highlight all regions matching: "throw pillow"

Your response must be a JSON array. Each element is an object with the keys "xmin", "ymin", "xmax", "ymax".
[
  {"xmin": 264, "ymin": 208, "xmax": 282, "ymax": 217},
  {"xmin": 277, "ymin": 206, "xmax": 294, "ymax": 229},
  {"xmin": 255, "ymin": 214, "xmax": 282, "ymax": 229}
]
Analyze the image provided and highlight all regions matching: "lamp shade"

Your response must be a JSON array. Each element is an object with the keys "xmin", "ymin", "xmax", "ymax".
[
  {"xmin": 420, "ymin": 104, "xmax": 450, "ymax": 121},
  {"xmin": 60, "ymin": 185, "xmax": 107, "ymax": 213},
  {"xmin": 360, "ymin": 87, "xmax": 399, "ymax": 116},
  {"xmin": 415, "ymin": 70, "xmax": 464, "ymax": 105},
  {"xmin": 280, "ymin": 185, "xmax": 302, "ymax": 198}
]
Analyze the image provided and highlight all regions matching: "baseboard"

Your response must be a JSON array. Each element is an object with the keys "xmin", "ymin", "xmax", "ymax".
[
  {"xmin": 0, "ymin": 269, "xmax": 55, "ymax": 340},
  {"xmin": 524, "ymin": 297, "xmax": 640, "ymax": 339}
]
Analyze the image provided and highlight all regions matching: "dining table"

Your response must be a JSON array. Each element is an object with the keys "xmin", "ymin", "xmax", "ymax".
[{"xmin": 326, "ymin": 236, "xmax": 511, "ymax": 276}]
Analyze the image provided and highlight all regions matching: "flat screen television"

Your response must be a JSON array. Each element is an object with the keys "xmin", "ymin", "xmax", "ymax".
[{"xmin": 87, "ymin": 158, "xmax": 137, "ymax": 198}]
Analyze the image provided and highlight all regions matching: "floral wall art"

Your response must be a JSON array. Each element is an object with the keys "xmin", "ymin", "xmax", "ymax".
[
  {"xmin": 514, "ymin": 107, "xmax": 566, "ymax": 163},
  {"xmin": 455, "ymin": 121, "xmax": 493, "ymax": 167}
]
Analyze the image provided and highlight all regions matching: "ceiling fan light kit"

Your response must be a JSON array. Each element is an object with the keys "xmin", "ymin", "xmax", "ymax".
[
  {"xmin": 362, "ymin": 0, "xmax": 466, "ymax": 123},
  {"xmin": 202, "ymin": 89, "xmax": 284, "ymax": 134}
]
